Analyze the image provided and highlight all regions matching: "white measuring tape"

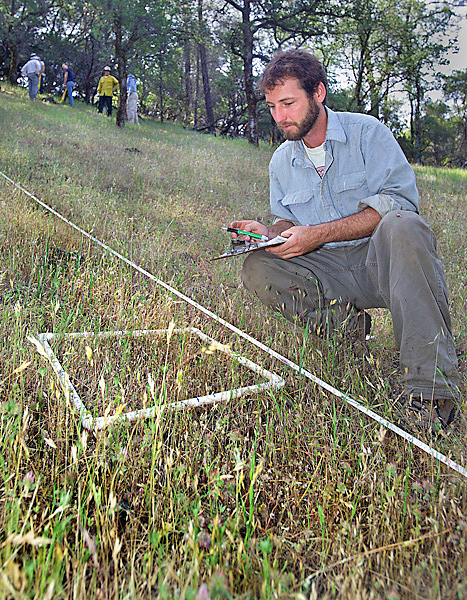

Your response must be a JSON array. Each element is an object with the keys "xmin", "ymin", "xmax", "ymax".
[{"xmin": 2, "ymin": 170, "xmax": 466, "ymax": 479}]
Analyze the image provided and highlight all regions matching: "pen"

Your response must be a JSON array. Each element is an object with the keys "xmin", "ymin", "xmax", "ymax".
[{"xmin": 222, "ymin": 226, "xmax": 269, "ymax": 242}]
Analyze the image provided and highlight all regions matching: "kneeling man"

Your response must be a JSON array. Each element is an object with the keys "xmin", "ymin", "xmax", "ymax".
[{"xmin": 232, "ymin": 50, "xmax": 461, "ymax": 433}]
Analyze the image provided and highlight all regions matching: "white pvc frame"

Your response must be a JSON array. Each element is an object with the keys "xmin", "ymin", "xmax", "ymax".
[{"xmin": 37, "ymin": 328, "xmax": 285, "ymax": 432}]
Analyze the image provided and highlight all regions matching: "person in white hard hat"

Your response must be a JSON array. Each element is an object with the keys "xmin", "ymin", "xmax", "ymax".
[
  {"xmin": 96, "ymin": 66, "xmax": 119, "ymax": 116},
  {"xmin": 21, "ymin": 54, "xmax": 42, "ymax": 99}
]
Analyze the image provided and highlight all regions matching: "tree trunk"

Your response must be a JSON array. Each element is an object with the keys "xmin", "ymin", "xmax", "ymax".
[
  {"xmin": 198, "ymin": 0, "xmax": 215, "ymax": 134},
  {"xmin": 194, "ymin": 47, "xmax": 200, "ymax": 129},
  {"xmin": 409, "ymin": 97, "xmax": 414, "ymax": 146},
  {"xmin": 414, "ymin": 78, "xmax": 422, "ymax": 165},
  {"xmin": 159, "ymin": 59, "xmax": 164, "ymax": 122},
  {"xmin": 183, "ymin": 38, "xmax": 192, "ymax": 125},
  {"xmin": 241, "ymin": 0, "xmax": 258, "ymax": 146},
  {"xmin": 269, "ymin": 115, "xmax": 282, "ymax": 145},
  {"xmin": 114, "ymin": 14, "xmax": 127, "ymax": 128},
  {"xmin": 365, "ymin": 51, "xmax": 379, "ymax": 118},
  {"xmin": 9, "ymin": 50, "xmax": 19, "ymax": 86},
  {"xmin": 199, "ymin": 43, "xmax": 215, "ymax": 133},
  {"xmin": 84, "ymin": 35, "xmax": 95, "ymax": 104},
  {"xmin": 354, "ymin": 42, "xmax": 366, "ymax": 112},
  {"xmin": 8, "ymin": 28, "xmax": 19, "ymax": 85}
]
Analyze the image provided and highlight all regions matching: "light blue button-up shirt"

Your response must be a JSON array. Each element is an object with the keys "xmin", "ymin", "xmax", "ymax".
[
  {"xmin": 127, "ymin": 74, "xmax": 137, "ymax": 94},
  {"xmin": 269, "ymin": 108, "xmax": 419, "ymax": 247}
]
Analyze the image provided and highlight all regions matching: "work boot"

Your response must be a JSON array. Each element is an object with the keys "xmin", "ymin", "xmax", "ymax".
[
  {"xmin": 347, "ymin": 311, "xmax": 371, "ymax": 357},
  {"xmin": 356, "ymin": 311, "xmax": 372, "ymax": 340},
  {"xmin": 401, "ymin": 395, "xmax": 459, "ymax": 435},
  {"xmin": 434, "ymin": 398, "xmax": 459, "ymax": 428}
]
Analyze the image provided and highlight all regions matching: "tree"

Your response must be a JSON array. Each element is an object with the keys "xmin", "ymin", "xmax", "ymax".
[
  {"xmin": 33, "ymin": 1, "xmax": 112, "ymax": 100},
  {"xmin": 197, "ymin": 0, "xmax": 216, "ymax": 133},
  {"xmin": 0, "ymin": 0, "xmax": 461, "ymax": 156},
  {"xmin": 220, "ymin": 0, "xmax": 335, "ymax": 145},
  {"xmin": 224, "ymin": 0, "xmax": 259, "ymax": 144},
  {"xmin": 443, "ymin": 69, "xmax": 467, "ymax": 165},
  {"xmin": 397, "ymin": 0, "xmax": 455, "ymax": 164},
  {"xmin": 422, "ymin": 100, "xmax": 458, "ymax": 165},
  {"xmin": 331, "ymin": 0, "xmax": 402, "ymax": 117},
  {"xmin": 181, "ymin": 5, "xmax": 194, "ymax": 125},
  {"xmin": 0, "ymin": 0, "xmax": 50, "ymax": 84},
  {"xmin": 87, "ymin": 0, "xmax": 167, "ymax": 127}
]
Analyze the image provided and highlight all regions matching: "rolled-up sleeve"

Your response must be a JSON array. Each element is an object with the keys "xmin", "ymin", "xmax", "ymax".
[{"xmin": 358, "ymin": 121, "xmax": 419, "ymax": 217}]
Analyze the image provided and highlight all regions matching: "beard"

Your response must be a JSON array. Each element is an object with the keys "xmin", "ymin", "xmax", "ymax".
[{"xmin": 277, "ymin": 98, "xmax": 320, "ymax": 141}]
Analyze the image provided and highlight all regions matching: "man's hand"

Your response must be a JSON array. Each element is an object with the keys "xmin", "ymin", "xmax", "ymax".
[
  {"xmin": 266, "ymin": 225, "xmax": 325, "ymax": 259},
  {"xmin": 229, "ymin": 220, "xmax": 269, "ymax": 241},
  {"xmin": 266, "ymin": 208, "xmax": 381, "ymax": 259},
  {"xmin": 229, "ymin": 219, "xmax": 294, "ymax": 242}
]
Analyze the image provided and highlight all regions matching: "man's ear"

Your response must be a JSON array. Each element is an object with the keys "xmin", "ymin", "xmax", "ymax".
[{"xmin": 315, "ymin": 82, "xmax": 327, "ymax": 103}]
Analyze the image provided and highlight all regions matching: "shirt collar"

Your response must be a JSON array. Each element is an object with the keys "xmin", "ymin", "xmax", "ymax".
[
  {"xmin": 325, "ymin": 107, "xmax": 347, "ymax": 144},
  {"xmin": 290, "ymin": 107, "xmax": 347, "ymax": 166}
]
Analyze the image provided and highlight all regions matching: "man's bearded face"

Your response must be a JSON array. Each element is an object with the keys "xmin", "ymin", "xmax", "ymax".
[{"xmin": 277, "ymin": 97, "xmax": 320, "ymax": 140}]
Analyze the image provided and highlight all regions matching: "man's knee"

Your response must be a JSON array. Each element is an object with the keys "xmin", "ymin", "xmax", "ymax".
[
  {"xmin": 242, "ymin": 250, "xmax": 325, "ymax": 313},
  {"xmin": 375, "ymin": 210, "xmax": 430, "ymax": 247},
  {"xmin": 242, "ymin": 250, "xmax": 272, "ymax": 295},
  {"xmin": 242, "ymin": 250, "xmax": 302, "ymax": 310}
]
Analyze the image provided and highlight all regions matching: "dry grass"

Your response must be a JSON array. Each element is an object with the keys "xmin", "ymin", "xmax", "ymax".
[
  {"xmin": 52, "ymin": 331, "xmax": 264, "ymax": 417},
  {"xmin": 0, "ymin": 86, "xmax": 466, "ymax": 599}
]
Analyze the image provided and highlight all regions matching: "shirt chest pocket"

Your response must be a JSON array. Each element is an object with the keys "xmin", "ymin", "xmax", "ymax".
[
  {"xmin": 280, "ymin": 188, "xmax": 322, "ymax": 226},
  {"xmin": 333, "ymin": 171, "xmax": 367, "ymax": 195}
]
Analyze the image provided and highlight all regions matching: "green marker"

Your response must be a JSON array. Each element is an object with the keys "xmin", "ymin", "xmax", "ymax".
[{"xmin": 223, "ymin": 226, "xmax": 268, "ymax": 241}]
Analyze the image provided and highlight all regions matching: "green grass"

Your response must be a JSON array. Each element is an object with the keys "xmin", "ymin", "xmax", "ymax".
[{"xmin": 0, "ymin": 85, "xmax": 466, "ymax": 599}]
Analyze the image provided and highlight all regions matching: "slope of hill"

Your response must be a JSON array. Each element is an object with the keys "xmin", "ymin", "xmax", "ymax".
[{"xmin": 0, "ymin": 87, "xmax": 466, "ymax": 600}]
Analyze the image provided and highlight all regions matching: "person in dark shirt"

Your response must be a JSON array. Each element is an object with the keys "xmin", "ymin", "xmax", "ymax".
[{"xmin": 62, "ymin": 63, "xmax": 75, "ymax": 107}]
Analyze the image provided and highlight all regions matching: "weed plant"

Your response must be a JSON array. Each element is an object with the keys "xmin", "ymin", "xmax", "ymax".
[{"xmin": 0, "ymin": 86, "xmax": 466, "ymax": 599}]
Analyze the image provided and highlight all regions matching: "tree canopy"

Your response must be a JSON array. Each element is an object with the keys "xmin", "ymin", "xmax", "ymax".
[{"xmin": 0, "ymin": 0, "xmax": 464, "ymax": 165}]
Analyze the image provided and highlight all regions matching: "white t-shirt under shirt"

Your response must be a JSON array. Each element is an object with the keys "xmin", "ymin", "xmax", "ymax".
[{"xmin": 303, "ymin": 141, "xmax": 326, "ymax": 177}]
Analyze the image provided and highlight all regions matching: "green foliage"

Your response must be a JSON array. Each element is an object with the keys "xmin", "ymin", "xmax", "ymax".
[
  {"xmin": 0, "ymin": 0, "xmax": 51, "ymax": 83},
  {"xmin": 326, "ymin": 88, "xmax": 359, "ymax": 113},
  {"xmin": 399, "ymin": 100, "xmax": 464, "ymax": 167},
  {"xmin": 0, "ymin": 0, "xmax": 463, "ymax": 161}
]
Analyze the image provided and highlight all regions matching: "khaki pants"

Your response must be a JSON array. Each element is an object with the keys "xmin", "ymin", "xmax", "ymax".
[
  {"xmin": 126, "ymin": 92, "xmax": 138, "ymax": 124},
  {"xmin": 242, "ymin": 211, "xmax": 460, "ymax": 400}
]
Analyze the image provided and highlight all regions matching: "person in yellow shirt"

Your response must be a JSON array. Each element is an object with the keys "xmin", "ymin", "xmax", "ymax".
[{"xmin": 96, "ymin": 66, "xmax": 119, "ymax": 116}]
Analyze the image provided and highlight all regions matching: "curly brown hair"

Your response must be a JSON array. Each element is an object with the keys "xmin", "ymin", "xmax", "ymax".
[{"xmin": 258, "ymin": 49, "xmax": 328, "ymax": 104}]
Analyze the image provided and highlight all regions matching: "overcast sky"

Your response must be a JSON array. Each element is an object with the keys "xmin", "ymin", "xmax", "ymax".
[{"xmin": 444, "ymin": 4, "xmax": 466, "ymax": 73}]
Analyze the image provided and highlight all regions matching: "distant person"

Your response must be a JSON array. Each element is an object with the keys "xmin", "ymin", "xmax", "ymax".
[
  {"xmin": 62, "ymin": 63, "xmax": 75, "ymax": 107},
  {"xmin": 126, "ymin": 73, "xmax": 139, "ymax": 124},
  {"xmin": 21, "ymin": 54, "xmax": 42, "ymax": 99},
  {"xmin": 97, "ymin": 66, "xmax": 119, "ymax": 116}
]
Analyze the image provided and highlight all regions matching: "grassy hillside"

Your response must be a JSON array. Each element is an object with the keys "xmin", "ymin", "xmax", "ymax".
[{"xmin": 0, "ymin": 87, "xmax": 466, "ymax": 599}]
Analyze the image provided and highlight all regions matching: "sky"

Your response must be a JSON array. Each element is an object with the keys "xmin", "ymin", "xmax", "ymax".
[
  {"xmin": 381, "ymin": 4, "xmax": 466, "ymax": 121},
  {"xmin": 443, "ymin": 4, "xmax": 466, "ymax": 73}
]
